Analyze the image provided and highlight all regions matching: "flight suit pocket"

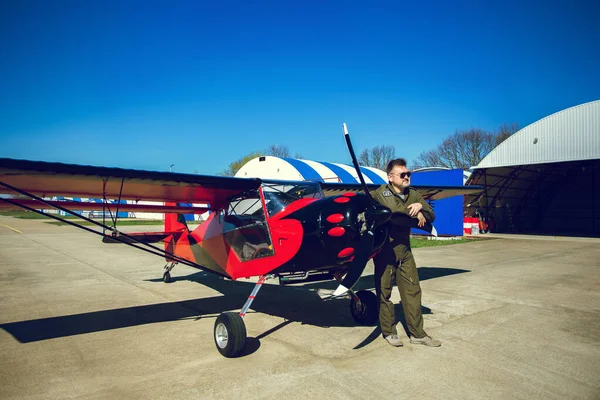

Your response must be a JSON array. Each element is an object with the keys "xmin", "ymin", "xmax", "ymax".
[{"xmin": 398, "ymin": 253, "xmax": 420, "ymax": 286}]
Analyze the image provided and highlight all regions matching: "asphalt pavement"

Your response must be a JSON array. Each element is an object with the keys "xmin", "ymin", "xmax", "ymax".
[{"xmin": 1, "ymin": 216, "xmax": 599, "ymax": 400}]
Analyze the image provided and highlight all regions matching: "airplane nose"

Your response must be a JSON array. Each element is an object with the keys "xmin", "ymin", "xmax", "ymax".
[
  {"xmin": 329, "ymin": 198, "xmax": 390, "ymax": 297},
  {"xmin": 366, "ymin": 204, "xmax": 391, "ymax": 226}
]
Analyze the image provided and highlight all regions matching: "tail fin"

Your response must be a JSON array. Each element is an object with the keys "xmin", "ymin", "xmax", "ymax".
[{"xmin": 164, "ymin": 203, "xmax": 190, "ymax": 262}]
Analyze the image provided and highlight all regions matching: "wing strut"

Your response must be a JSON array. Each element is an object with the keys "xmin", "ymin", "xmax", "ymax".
[{"xmin": 97, "ymin": 177, "xmax": 125, "ymax": 232}]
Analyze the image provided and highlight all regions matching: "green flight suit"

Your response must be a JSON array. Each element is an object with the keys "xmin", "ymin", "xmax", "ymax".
[{"xmin": 371, "ymin": 183, "xmax": 435, "ymax": 338}]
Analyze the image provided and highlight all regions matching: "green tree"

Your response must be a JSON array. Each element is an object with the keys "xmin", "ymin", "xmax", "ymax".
[{"xmin": 221, "ymin": 151, "xmax": 264, "ymax": 176}]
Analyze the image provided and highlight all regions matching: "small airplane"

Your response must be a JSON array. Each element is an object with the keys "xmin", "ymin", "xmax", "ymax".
[{"xmin": 0, "ymin": 124, "xmax": 481, "ymax": 357}]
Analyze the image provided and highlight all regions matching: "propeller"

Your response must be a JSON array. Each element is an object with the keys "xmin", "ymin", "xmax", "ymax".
[{"xmin": 331, "ymin": 123, "xmax": 391, "ymax": 297}]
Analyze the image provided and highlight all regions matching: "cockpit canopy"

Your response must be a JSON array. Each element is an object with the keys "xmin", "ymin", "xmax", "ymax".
[
  {"xmin": 221, "ymin": 181, "xmax": 323, "ymax": 263},
  {"xmin": 261, "ymin": 182, "xmax": 323, "ymax": 217}
]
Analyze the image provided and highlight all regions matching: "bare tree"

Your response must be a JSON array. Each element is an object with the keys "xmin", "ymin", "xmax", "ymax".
[
  {"xmin": 412, "ymin": 128, "xmax": 495, "ymax": 169},
  {"xmin": 266, "ymin": 145, "xmax": 291, "ymax": 158},
  {"xmin": 495, "ymin": 122, "xmax": 520, "ymax": 146},
  {"xmin": 358, "ymin": 145, "xmax": 396, "ymax": 170},
  {"xmin": 411, "ymin": 124, "xmax": 519, "ymax": 170}
]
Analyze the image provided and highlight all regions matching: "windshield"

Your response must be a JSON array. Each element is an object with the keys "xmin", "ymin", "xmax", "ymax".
[
  {"xmin": 227, "ymin": 189, "xmax": 265, "ymax": 219},
  {"xmin": 262, "ymin": 182, "xmax": 323, "ymax": 217}
]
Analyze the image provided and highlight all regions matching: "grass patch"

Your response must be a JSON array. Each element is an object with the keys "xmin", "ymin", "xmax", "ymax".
[
  {"xmin": 410, "ymin": 237, "xmax": 483, "ymax": 248},
  {"xmin": 0, "ymin": 211, "xmax": 166, "ymax": 226},
  {"xmin": 0, "ymin": 210, "xmax": 81, "ymax": 219},
  {"xmin": 46, "ymin": 219, "xmax": 165, "ymax": 227}
]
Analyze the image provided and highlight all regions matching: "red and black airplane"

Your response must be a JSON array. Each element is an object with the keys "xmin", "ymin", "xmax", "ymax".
[{"xmin": 0, "ymin": 125, "xmax": 481, "ymax": 357}]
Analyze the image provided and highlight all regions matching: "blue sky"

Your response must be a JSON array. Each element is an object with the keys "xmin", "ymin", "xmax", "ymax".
[{"xmin": 1, "ymin": 0, "xmax": 599, "ymax": 174}]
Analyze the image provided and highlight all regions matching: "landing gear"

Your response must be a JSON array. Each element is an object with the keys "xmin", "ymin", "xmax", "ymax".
[
  {"xmin": 214, "ymin": 312, "xmax": 247, "ymax": 358},
  {"xmin": 349, "ymin": 290, "xmax": 378, "ymax": 325},
  {"xmin": 332, "ymin": 273, "xmax": 379, "ymax": 326},
  {"xmin": 162, "ymin": 261, "xmax": 177, "ymax": 283},
  {"xmin": 213, "ymin": 274, "xmax": 271, "ymax": 358}
]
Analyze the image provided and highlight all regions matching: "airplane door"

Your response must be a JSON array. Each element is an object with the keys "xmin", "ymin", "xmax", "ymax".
[{"xmin": 222, "ymin": 190, "xmax": 274, "ymax": 262}]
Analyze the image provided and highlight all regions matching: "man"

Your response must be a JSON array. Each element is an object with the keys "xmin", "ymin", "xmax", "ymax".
[{"xmin": 371, "ymin": 158, "xmax": 441, "ymax": 347}]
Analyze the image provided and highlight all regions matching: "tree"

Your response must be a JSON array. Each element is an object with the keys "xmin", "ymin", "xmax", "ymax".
[
  {"xmin": 358, "ymin": 145, "xmax": 396, "ymax": 171},
  {"xmin": 495, "ymin": 122, "xmax": 520, "ymax": 146},
  {"xmin": 266, "ymin": 145, "xmax": 291, "ymax": 158},
  {"xmin": 221, "ymin": 151, "xmax": 264, "ymax": 176},
  {"xmin": 220, "ymin": 144, "xmax": 302, "ymax": 176},
  {"xmin": 411, "ymin": 124, "xmax": 519, "ymax": 170}
]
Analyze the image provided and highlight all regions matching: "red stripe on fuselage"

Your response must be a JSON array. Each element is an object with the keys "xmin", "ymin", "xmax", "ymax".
[{"xmin": 269, "ymin": 198, "xmax": 319, "ymax": 221}]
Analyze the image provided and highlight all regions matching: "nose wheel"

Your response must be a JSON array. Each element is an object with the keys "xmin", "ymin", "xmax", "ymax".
[{"xmin": 349, "ymin": 290, "xmax": 378, "ymax": 325}]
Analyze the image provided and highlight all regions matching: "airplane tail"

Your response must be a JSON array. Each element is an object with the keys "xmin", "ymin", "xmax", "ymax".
[{"xmin": 164, "ymin": 203, "xmax": 190, "ymax": 262}]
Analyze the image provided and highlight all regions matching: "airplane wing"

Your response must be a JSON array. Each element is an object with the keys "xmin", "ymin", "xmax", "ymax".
[
  {"xmin": 0, "ymin": 158, "xmax": 262, "ymax": 210},
  {"xmin": 319, "ymin": 182, "xmax": 483, "ymax": 201}
]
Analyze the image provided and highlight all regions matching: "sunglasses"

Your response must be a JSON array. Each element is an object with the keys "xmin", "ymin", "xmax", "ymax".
[{"xmin": 390, "ymin": 172, "xmax": 411, "ymax": 179}]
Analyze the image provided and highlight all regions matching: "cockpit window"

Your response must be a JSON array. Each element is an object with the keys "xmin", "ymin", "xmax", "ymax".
[
  {"xmin": 223, "ymin": 189, "xmax": 274, "ymax": 262},
  {"xmin": 262, "ymin": 182, "xmax": 323, "ymax": 217},
  {"xmin": 227, "ymin": 190, "xmax": 264, "ymax": 218}
]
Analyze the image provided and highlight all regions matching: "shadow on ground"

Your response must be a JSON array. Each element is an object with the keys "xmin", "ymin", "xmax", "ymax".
[{"xmin": 1, "ymin": 267, "xmax": 468, "ymax": 354}]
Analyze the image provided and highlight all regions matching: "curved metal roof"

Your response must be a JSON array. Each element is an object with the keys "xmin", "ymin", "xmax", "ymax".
[
  {"xmin": 235, "ymin": 156, "xmax": 388, "ymax": 184},
  {"xmin": 474, "ymin": 100, "xmax": 600, "ymax": 169}
]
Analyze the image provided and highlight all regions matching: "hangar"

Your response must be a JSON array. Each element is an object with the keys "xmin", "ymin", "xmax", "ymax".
[
  {"xmin": 466, "ymin": 100, "xmax": 600, "ymax": 236},
  {"xmin": 235, "ymin": 156, "xmax": 388, "ymax": 184}
]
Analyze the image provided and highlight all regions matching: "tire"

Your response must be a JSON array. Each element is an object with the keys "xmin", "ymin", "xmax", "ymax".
[
  {"xmin": 350, "ymin": 290, "xmax": 378, "ymax": 325},
  {"xmin": 163, "ymin": 271, "xmax": 172, "ymax": 283},
  {"xmin": 214, "ymin": 312, "xmax": 247, "ymax": 358}
]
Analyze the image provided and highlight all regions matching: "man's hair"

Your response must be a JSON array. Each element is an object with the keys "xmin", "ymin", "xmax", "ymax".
[{"xmin": 386, "ymin": 158, "xmax": 407, "ymax": 174}]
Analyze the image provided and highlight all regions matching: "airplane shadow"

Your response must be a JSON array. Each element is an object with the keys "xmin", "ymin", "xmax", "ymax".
[{"xmin": 1, "ymin": 267, "xmax": 469, "ymax": 355}]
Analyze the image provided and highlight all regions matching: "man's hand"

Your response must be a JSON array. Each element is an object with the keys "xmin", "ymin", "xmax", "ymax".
[
  {"xmin": 407, "ymin": 203, "xmax": 423, "ymax": 217},
  {"xmin": 416, "ymin": 212, "xmax": 426, "ymax": 227}
]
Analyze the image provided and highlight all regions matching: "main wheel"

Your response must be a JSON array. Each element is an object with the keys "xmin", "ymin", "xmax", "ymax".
[
  {"xmin": 162, "ymin": 271, "xmax": 172, "ymax": 283},
  {"xmin": 350, "ymin": 290, "xmax": 378, "ymax": 325},
  {"xmin": 214, "ymin": 312, "xmax": 247, "ymax": 358}
]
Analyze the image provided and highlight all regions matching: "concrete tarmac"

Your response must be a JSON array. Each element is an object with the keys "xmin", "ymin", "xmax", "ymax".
[{"xmin": 0, "ymin": 216, "xmax": 599, "ymax": 400}]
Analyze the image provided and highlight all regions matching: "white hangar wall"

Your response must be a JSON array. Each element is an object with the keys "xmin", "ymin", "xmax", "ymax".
[
  {"xmin": 476, "ymin": 100, "xmax": 600, "ymax": 169},
  {"xmin": 235, "ymin": 156, "xmax": 388, "ymax": 184}
]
